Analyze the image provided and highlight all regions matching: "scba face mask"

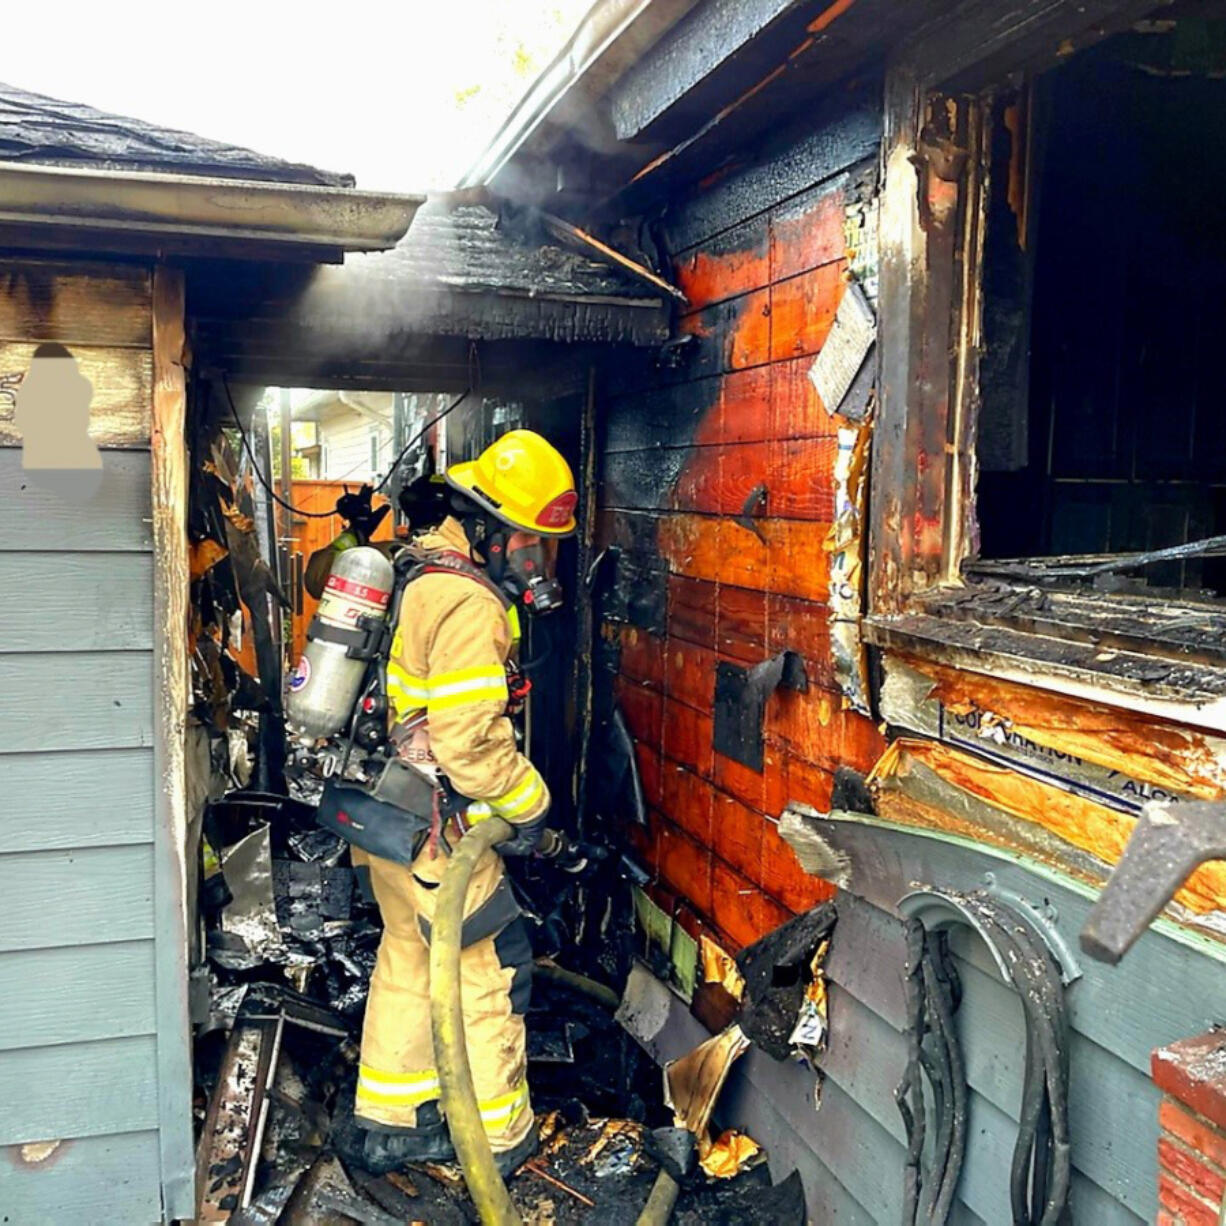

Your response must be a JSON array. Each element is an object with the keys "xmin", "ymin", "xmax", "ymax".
[{"xmin": 487, "ymin": 529, "xmax": 564, "ymax": 616}]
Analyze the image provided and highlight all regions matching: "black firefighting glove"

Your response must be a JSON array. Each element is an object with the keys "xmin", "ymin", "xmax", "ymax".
[{"xmin": 497, "ymin": 812, "xmax": 548, "ymax": 857}]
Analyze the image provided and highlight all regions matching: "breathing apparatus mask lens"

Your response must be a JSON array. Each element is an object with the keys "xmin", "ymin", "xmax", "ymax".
[{"xmin": 488, "ymin": 530, "xmax": 564, "ymax": 616}]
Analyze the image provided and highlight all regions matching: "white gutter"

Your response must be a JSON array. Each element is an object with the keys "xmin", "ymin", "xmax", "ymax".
[
  {"xmin": 0, "ymin": 161, "xmax": 422, "ymax": 254},
  {"xmin": 459, "ymin": 0, "xmax": 702, "ymax": 190}
]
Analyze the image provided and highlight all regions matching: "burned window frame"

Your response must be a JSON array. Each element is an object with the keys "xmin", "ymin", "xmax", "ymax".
[{"xmin": 864, "ymin": 2, "xmax": 1226, "ymax": 730}]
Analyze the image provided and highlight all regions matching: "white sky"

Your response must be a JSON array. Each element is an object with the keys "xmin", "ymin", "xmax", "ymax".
[{"xmin": 4, "ymin": 0, "xmax": 593, "ymax": 193}]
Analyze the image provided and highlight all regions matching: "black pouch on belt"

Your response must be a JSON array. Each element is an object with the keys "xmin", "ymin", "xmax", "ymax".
[{"xmin": 316, "ymin": 759, "xmax": 435, "ymax": 865}]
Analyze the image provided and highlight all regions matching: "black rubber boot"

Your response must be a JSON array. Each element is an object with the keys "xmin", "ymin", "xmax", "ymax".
[
  {"xmin": 493, "ymin": 1119, "xmax": 540, "ymax": 1179},
  {"xmin": 341, "ymin": 1101, "xmax": 458, "ymax": 1175}
]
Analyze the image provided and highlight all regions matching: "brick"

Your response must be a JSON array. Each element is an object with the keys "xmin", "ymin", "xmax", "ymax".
[
  {"xmin": 1157, "ymin": 1212, "xmax": 1178, "ymax": 1226},
  {"xmin": 1160, "ymin": 1137, "xmax": 1226, "ymax": 1205},
  {"xmin": 1159, "ymin": 1172, "xmax": 1220, "ymax": 1226},
  {"xmin": 1154, "ymin": 1033, "xmax": 1226, "ymax": 1132},
  {"xmin": 1161, "ymin": 1098, "xmax": 1226, "ymax": 1176}
]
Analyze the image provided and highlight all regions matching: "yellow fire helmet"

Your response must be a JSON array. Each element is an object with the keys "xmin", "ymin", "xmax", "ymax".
[{"xmin": 445, "ymin": 429, "xmax": 578, "ymax": 537}]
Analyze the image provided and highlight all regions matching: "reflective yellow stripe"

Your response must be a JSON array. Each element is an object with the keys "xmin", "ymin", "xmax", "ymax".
[
  {"xmin": 387, "ymin": 665, "xmax": 430, "ymax": 722},
  {"xmin": 479, "ymin": 1080, "xmax": 530, "ymax": 1131},
  {"xmin": 358, "ymin": 1064, "xmax": 438, "ymax": 1086},
  {"xmin": 202, "ymin": 839, "xmax": 220, "ymax": 875},
  {"xmin": 386, "ymin": 665, "xmax": 430, "ymax": 702},
  {"xmin": 427, "ymin": 665, "xmax": 509, "ymax": 712},
  {"xmin": 387, "ymin": 663, "xmax": 510, "ymax": 718},
  {"xmin": 356, "ymin": 1083, "xmax": 440, "ymax": 1107},
  {"xmin": 508, "ymin": 605, "xmax": 521, "ymax": 644},
  {"xmin": 465, "ymin": 801, "xmax": 494, "ymax": 824},
  {"xmin": 356, "ymin": 1064, "xmax": 440, "ymax": 1107},
  {"xmin": 490, "ymin": 770, "xmax": 545, "ymax": 819},
  {"xmin": 431, "ymin": 665, "xmax": 509, "ymax": 686}
]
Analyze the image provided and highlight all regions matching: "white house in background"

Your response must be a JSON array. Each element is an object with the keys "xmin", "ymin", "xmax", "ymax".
[{"xmin": 290, "ymin": 389, "xmax": 394, "ymax": 482}]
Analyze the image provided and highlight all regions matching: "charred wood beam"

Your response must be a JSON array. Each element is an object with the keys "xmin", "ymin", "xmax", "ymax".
[
  {"xmin": 919, "ymin": 581, "xmax": 1226, "ymax": 668},
  {"xmin": 608, "ymin": 0, "xmax": 813, "ymax": 142},
  {"xmin": 863, "ymin": 612, "xmax": 1226, "ymax": 705},
  {"xmin": 194, "ymin": 338, "xmax": 620, "ymax": 401},
  {"xmin": 901, "ymin": 0, "xmax": 1175, "ymax": 90},
  {"xmin": 195, "ymin": 1015, "xmax": 284, "ymax": 1220},
  {"xmin": 603, "ymin": 49, "xmax": 884, "ymax": 221}
]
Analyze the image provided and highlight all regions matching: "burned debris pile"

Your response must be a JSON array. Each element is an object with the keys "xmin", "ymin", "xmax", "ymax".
[
  {"xmin": 189, "ymin": 795, "xmax": 822, "ymax": 1221},
  {"xmin": 190, "ymin": 789, "xmax": 803, "ymax": 1223}
]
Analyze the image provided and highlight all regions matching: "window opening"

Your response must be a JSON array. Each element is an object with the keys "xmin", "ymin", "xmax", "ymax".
[{"xmin": 972, "ymin": 11, "xmax": 1226, "ymax": 600}]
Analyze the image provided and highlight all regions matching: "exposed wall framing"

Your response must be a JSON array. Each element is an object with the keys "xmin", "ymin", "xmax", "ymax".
[{"xmin": 151, "ymin": 264, "xmax": 196, "ymax": 1216}]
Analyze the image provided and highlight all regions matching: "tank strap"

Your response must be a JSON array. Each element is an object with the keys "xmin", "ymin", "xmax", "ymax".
[{"xmin": 409, "ymin": 547, "xmax": 512, "ymax": 611}]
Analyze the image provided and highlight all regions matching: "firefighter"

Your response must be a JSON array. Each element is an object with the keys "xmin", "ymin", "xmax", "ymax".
[{"xmin": 353, "ymin": 429, "xmax": 578, "ymax": 1177}]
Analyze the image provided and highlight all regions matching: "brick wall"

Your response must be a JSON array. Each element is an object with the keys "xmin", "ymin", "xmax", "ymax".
[
  {"xmin": 595, "ymin": 109, "xmax": 883, "ymax": 955},
  {"xmin": 1153, "ymin": 1031, "xmax": 1226, "ymax": 1225}
]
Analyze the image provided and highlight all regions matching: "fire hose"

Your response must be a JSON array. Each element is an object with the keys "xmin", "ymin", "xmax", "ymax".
[
  {"xmin": 429, "ymin": 817, "xmax": 523, "ymax": 1226},
  {"xmin": 431, "ymin": 820, "xmax": 679, "ymax": 1226}
]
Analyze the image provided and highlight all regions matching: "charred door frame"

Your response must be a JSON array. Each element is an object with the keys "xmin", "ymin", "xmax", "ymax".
[
  {"xmin": 151, "ymin": 264, "xmax": 197, "ymax": 1218},
  {"xmin": 863, "ymin": 0, "xmax": 1226, "ymax": 729}
]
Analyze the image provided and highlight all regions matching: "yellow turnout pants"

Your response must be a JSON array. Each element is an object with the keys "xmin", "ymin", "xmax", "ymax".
[{"xmin": 356, "ymin": 843, "xmax": 534, "ymax": 1154}]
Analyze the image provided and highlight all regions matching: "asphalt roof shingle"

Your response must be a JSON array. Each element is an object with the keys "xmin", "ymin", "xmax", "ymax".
[{"xmin": 0, "ymin": 81, "xmax": 353, "ymax": 186}]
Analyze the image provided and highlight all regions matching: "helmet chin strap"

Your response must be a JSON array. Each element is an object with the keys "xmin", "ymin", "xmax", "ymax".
[
  {"xmin": 457, "ymin": 505, "xmax": 514, "ymax": 591},
  {"xmin": 455, "ymin": 502, "xmax": 563, "ymax": 616}
]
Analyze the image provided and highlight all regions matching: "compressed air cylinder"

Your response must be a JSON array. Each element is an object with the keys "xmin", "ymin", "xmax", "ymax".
[{"xmin": 286, "ymin": 545, "xmax": 394, "ymax": 739}]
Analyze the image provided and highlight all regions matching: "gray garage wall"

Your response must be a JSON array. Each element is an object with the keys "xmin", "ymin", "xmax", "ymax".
[{"xmin": 0, "ymin": 448, "xmax": 187, "ymax": 1225}]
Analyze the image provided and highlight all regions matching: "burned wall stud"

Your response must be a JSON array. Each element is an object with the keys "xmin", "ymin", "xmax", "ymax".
[{"xmin": 713, "ymin": 650, "xmax": 808, "ymax": 772}]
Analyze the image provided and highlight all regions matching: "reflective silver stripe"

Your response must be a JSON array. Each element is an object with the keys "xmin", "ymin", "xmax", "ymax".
[{"xmin": 491, "ymin": 770, "xmax": 545, "ymax": 819}]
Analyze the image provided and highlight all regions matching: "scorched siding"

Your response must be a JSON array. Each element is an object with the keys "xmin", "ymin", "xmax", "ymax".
[{"xmin": 596, "ymin": 101, "xmax": 884, "ymax": 954}]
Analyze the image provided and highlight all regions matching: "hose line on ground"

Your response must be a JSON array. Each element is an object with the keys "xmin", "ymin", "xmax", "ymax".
[
  {"xmin": 429, "ymin": 817, "xmax": 522, "ymax": 1226},
  {"xmin": 636, "ymin": 1168, "xmax": 681, "ymax": 1225},
  {"xmin": 533, "ymin": 958, "xmax": 622, "ymax": 1010}
]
